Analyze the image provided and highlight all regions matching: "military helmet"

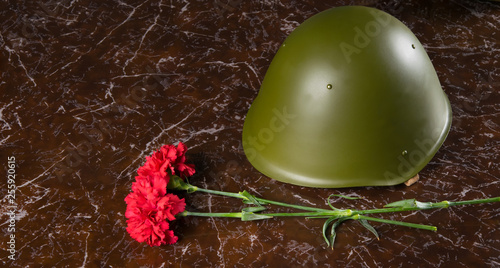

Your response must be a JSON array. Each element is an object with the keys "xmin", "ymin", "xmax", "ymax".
[{"xmin": 242, "ymin": 6, "xmax": 452, "ymax": 188}]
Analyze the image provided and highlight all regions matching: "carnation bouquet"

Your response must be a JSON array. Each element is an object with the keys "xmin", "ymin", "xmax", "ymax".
[{"xmin": 125, "ymin": 143, "xmax": 499, "ymax": 248}]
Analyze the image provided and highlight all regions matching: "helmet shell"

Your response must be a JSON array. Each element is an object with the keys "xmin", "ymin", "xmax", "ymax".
[{"xmin": 242, "ymin": 6, "xmax": 452, "ymax": 188}]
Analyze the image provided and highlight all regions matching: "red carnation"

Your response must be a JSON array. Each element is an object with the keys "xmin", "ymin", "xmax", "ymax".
[
  {"xmin": 131, "ymin": 174, "xmax": 167, "ymax": 200},
  {"xmin": 125, "ymin": 175, "xmax": 186, "ymax": 247},
  {"xmin": 126, "ymin": 142, "xmax": 196, "ymax": 246},
  {"xmin": 137, "ymin": 144, "xmax": 177, "ymax": 180},
  {"xmin": 173, "ymin": 142, "xmax": 196, "ymax": 178},
  {"xmin": 137, "ymin": 142, "xmax": 195, "ymax": 181}
]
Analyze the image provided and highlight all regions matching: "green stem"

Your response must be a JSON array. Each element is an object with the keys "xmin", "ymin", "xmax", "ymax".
[
  {"xmin": 354, "ymin": 196, "xmax": 500, "ymax": 215},
  {"xmin": 179, "ymin": 196, "xmax": 500, "ymax": 228},
  {"xmin": 263, "ymin": 210, "xmax": 353, "ymax": 218},
  {"xmin": 261, "ymin": 200, "xmax": 331, "ymax": 212},
  {"xmin": 448, "ymin": 196, "xmax": 500, "ymax": 206},
  {"xmin": 194, "ymin": 187, "xmax": 242, "ymax": 199},
  {"xmin": 181, "ymin": 211, "xmax": 243, "ymax": 218},
  {"xmin": 356, "ymin": 215, "xmax": 437, "ymax": 231},
  {"xmin": 175, "ymin": 179, "xmax": 330, "ymax": 212},
  {"xmin": 180, "ymin": 210, "xmax": 435, "ymax": 231},
  {"xmin": 171, "ymin": 173, "xmax": 500, "ymax": 216},
  {"xmin": 180, "ymin": 210, "xmax": 348, "ymax": 218},
  {"xmin": 356, "ymin": 207, "xmax": 428, "ymax": 215}
]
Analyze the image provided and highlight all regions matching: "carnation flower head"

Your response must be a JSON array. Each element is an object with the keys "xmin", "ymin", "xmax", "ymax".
[
  {"xmin": 137, "ymin": 144, "xmax": 177, "ymax": 180},
  {"xmin": 131, "ymin": 174, "xmax": 167, "ymax": 200},
  {"xmin": 137, "ymin": 142, "xmax": 195, "ymax": 181},
  {"xmin": 125, "ymin": 142, "xmax": 196, "ymax": 246},
  {"xmin": 125, "ymin": 208, "xmax": 178, "ymax": 246},
  {"xmin": 125, "ymin": 171, "xmax": 186, "ymax": 247},
  {"xmin": 173, "ymin": 142, "xmax": 196, "ymax": 178}
]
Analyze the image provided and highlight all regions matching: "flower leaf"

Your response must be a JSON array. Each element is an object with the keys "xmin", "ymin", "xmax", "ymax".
[
  {"xmin": 327, "ymin": 194, "xmax": 363, "ymax": 211},
  {"xmin": 242, "ymin": 206, "xmax": 267, "ymax": 213},
  {"xmin": 329, "ymin": 217, "xmax": 351, "ymax": 249},
  {"xmin": 384, "ymin": 199, "xmax": 417, "ymax": 208},
  {"xmin": 322, "ymin": 216, "xmax": 351, "ymax": 249},
  {"xmin": 239, "ymin": 190, "xmax": 263, "ymax": 206},
  {"xmin": 329, "ymin": 194, "xmax": 363, "ymax": 200},
  {"xmin": 327, "ymin": 195, "xmax": 341, "ymax": 211},
  {"xmin": 358, "ymin": 219, "xmax": 379, "ymax": 240},
  {"xmin": 322, "ymin": 217, "xmax": 339, "ymax": 247},
  {"xmin": 241, "ymin": 211, "xmax": 273, "ymax": 221},
  {"xmin": 414, "ymin": 201, "xmax": 434, "ymax": 209},
  {"xmin": 384, "ymin": 199, "xmax": 435, "ymax": 209}
]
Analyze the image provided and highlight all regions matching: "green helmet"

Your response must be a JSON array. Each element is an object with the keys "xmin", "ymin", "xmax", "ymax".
[{"xmin": 242, "ymin": 6, "xmax": 452, "ymax": 188}]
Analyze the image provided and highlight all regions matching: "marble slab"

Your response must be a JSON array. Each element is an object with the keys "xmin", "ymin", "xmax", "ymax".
[{"xmin": 1, "ymin": 0, "xmax": 499, "ymax": 267}]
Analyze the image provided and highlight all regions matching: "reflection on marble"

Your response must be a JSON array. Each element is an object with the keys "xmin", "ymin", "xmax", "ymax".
[{"xmin": 0, "ymin": 0, "xmax": 499, "ymax": 267}]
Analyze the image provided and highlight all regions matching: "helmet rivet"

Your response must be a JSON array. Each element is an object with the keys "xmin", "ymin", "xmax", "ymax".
[
  {"xmin": 402, "ymin": 150, "xmax": 408, "ymax": 156},
  {"xmin": 326, "ymin": 84, "xmax": 333, "ymax": 90}
]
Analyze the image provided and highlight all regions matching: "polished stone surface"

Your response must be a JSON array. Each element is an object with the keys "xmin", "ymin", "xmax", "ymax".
[{"xmin": 1, "ymin": 0, "xmax": 499, "ymax": 267}]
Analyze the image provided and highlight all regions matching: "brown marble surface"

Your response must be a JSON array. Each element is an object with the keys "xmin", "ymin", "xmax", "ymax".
[{"xmin": 1, "ymin": 0, "xmax": 499, "ymax": 267}]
